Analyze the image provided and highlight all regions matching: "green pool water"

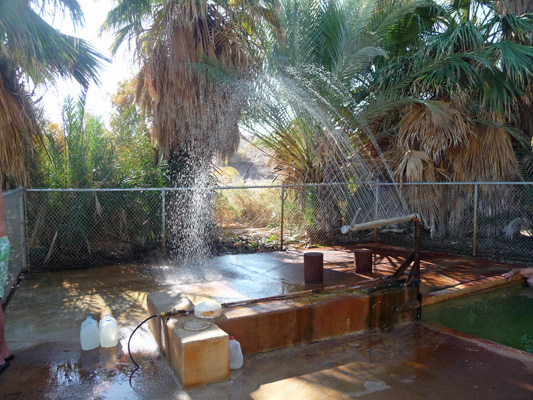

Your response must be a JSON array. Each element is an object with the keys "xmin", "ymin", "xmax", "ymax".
[{"xmin": 422, "ymin": 283, "xmax": 533, "ymax": 353}]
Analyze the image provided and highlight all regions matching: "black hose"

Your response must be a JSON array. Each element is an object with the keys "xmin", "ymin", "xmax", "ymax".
[{"xmin": 128, "ymin": 314, "xmax": 158, "ymax": 369}]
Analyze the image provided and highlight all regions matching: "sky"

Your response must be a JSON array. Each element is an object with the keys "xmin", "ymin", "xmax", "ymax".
[{"xmin": 40, "ymin": 0, "xmax": 137, "ymax": 125}]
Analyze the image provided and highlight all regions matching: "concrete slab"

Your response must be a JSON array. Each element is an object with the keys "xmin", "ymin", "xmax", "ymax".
[{"xmin": 0, "ymin": 245, "xmax": 531, "ymax": 399}]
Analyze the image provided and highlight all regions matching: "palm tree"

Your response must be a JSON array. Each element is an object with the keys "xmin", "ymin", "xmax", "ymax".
[
  {"xmin": 368, "ymin": 0, "xmax": 533, "ymax": 236},
  {"xmin": 102, "ymin": 0, "xmax": 280, "ymax": 257},
  {"xmin": 0, "ymin": 0, "xmax": 107, "ymax": 189},
  {"xmin": 246, "ymin": 0, "xmax": 533, "ymax": 238},
  {"xmin": 494, "ymin": 0, "xmax": 533, "ymax": 180},
  {"xmin": 102, "ymin": 0, "xmax": 279, "ymax": 163},
  {"xmin": 241, "ymin": 0, "xmax": 441, "ymax": 242}
]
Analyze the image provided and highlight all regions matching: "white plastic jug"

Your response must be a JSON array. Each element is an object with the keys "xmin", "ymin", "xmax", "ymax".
[
  {"xmin": 80, "ymin": 316, "xmax": 100, "ymax": 350},
  {"xmin": 99, "ymin": 313, "xmax": 118, "ymax": 348},
  {"xmin": 229, "ymin": 336, "xmax": 243, "ymax": 369}
]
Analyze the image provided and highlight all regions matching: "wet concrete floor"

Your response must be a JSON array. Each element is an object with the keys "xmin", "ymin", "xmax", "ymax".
[{"xmin": 1, "ymin": 245, "xmax": 531, "ymax": 399}]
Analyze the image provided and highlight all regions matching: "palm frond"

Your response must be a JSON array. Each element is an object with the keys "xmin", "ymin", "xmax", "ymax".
[
  {"xmin": 489, "ymin": 40, "xmax": 533, "ymax": 84},
  {"xmin": 448, "ymin": 122, "xmax": 519, "ymax": 182},
  {"xmin": 0, "ymin": 1, "xmax": 108, "ymax": 87},
  {"xmin": 397, "ymin": 102, "xmax": 471, "ymax": 162}
]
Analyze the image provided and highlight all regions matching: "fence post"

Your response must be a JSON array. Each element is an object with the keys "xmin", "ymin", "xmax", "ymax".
[
  {"xmin": 373, "ymin": 180, "xmax": 379, "ymax": 242},
  {"xmin": 280, "ymin": 186, "xmax": 285, "ymax": 251},
  {"xmin": 18, "ymin": 188, "xmax": 27, "ymax": 270},
  {"xmin": 162, "ymin": 189, "xmax": 166, "ymax": 256},
  {"xmin": 473, "ymin": 183, "xmax": 478, "ymax": 256}
]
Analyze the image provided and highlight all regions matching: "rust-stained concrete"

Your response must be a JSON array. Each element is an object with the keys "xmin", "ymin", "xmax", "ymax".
[
  {"xmin": 148, "ymin": 282, "xmax": 418, "ymax": 387},
  {"xmin": 1, "ymin": 245, "xmax": 531, "ymax": 399}
]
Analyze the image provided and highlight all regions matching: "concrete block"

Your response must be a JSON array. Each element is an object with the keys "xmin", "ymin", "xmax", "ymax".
[
  {"xmin": 147, "ymin": 291, "xmax": 194, "ymax": 361},
  {"xmin": 167, "ymin": 316, "xmax": 230, "ymax": 388},
  {"xmin": 147, "ymin": 283, "xmax": 419, "ymax": 387},
  {"xmin": 311, "ymin": 295, "xmax": 369, "ymax": 340},
  {"xmin": 147, "ymin": 292, "xmax": 229, "ymax": 388}
]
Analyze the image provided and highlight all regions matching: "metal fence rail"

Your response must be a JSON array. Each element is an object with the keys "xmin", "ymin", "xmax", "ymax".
[{"xmin": 3, "ymin": 182, "xmax": 533, "ymax": 271}]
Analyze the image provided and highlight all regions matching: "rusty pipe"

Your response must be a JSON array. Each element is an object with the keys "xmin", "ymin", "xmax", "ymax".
[{"xmin": 341, "ymin": 213, "xmax": 421, "ymax": 234}]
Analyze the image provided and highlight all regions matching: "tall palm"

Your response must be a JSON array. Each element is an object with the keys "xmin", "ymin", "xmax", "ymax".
[
  {"xmin": 0, "ymin": 0, "xmax": 107, "ymax": 189},
  {"xmin": 241, "ymin": 0, "xmax": 437, "ymax": 242},
  {"xmin": 246, "ymin": 0, "xmax": 427, "ymax": 182},
  {"xmin": 102, "ymin": 0, "xmax": 279, "ymax": 257},
  {"xmin": 102, "ymin": 0, "xmax": 279, "ymax": 163},
  {"xmin": 494, "ymin": 0, "xmax": 533, "ymax": 178},
  {"xmin": 377, "ymin": 0, "xmax": 533, "ymax": 176}
]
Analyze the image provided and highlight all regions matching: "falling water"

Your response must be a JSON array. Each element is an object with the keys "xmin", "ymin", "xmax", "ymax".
[
  {"xmin": 165, "ymin": 62, "xmax": 411, "ymax": 272},
  {"xmin": 164, "ymin": 86, "xmax": 248, "ymax": 279},
  {"xmin": 242, "ymin": 65, "xmax": 410, "ymax": 235}
]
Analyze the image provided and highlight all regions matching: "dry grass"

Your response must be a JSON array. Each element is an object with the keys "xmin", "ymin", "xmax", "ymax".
[{"xmin": 384, "ymin": 103, "xmax": 521, "ymax": 237}]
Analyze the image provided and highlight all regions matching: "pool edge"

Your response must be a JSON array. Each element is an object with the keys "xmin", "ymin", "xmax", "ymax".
[{"xmin": 422, "ymin": 274, "xmax": 525, "ymax": 306}]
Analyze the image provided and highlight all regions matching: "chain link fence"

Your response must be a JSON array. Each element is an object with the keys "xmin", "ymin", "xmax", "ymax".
[
  {"xmin": 3, "ymin": 182, "xmax": 532, "ymax": 271},
  {"xmin": 2, "ymin": 189, "xmax": 26, "ymax": 303},
  {"xmin": 25, "ymin": 189, "xmax": 164, "ymax": 269},
  {"xmin": 374, "ymin": 182, "xmax": 533, "ymax": 265}
]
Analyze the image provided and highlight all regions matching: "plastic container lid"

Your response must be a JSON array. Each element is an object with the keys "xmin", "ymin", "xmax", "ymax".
[
  {"xmin": 230, "ymin": 336, "xmax": 235, "ymax": 340},
  {"xmin": 194, "ymin": 300, "xmax": 222, "ymax": 318}
]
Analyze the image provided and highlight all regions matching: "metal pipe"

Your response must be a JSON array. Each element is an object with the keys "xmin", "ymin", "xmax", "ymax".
[
  {"xmin": 23, "ymin": 188, "xmax": 30, "ymax": 270},
  {"xmin": 349, "ymin": 207, "xmax": 362, "ymax": 227},
  {"xmin": 360, "ymin": 181, "xmax": 533, "ymax": 186},
  {"xmin": 22, "ymin": 181, "xmax": 533, "ymax": 193},
  {"xmin": 220, "ymin": 276, "xmax": 393, "ymax": 309},
  {"xmin": 158, "ymin": 277, "xmax": 393, "ymax": 319},
  {"xmin": 373, "ymin": 181, "xmax": 379, "ymax": 242},
  {"xmin": 341, "ymin": 213, "xmax": 421, "ymax": 234}
]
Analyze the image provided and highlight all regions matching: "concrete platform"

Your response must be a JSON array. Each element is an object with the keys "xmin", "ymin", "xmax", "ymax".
[{"xmin": 1, "ymin": 244, "xmax": 531, "ymax": 399}]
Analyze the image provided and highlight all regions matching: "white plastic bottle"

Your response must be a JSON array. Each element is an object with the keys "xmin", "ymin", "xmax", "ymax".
[
  {"xmin": 99, "ymin": 313, "xmax": 118, "ymax": 348},
  {"xmin": 80, "ymin": 316, "xmax": 100, "ymax": 350},
  {"xmin": 229, "ymin": 336, "xmax": 243, "ymax": 369}
]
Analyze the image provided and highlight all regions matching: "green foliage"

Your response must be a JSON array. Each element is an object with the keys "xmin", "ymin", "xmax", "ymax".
[
  {"xmin": 110, "ymin": 80, "xmax": 169, "ymax": 188},
  {"xmin": 0, "ymin": 0, "xmax": 107, "ymax": 88},
  {"xmin": 36, "ymin": 86, "xmax": 169, "ymax": 189},
  {"xmin": 248, "ymin": 0, "xmax": 533, "ymax": 185},
  {"xmin": 38, "ymin": 95, "xmax": 116, "ymax": 188},
  {"xmin": 29, "ymin": 84, "xmax": 169, "ymax": 266}
]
